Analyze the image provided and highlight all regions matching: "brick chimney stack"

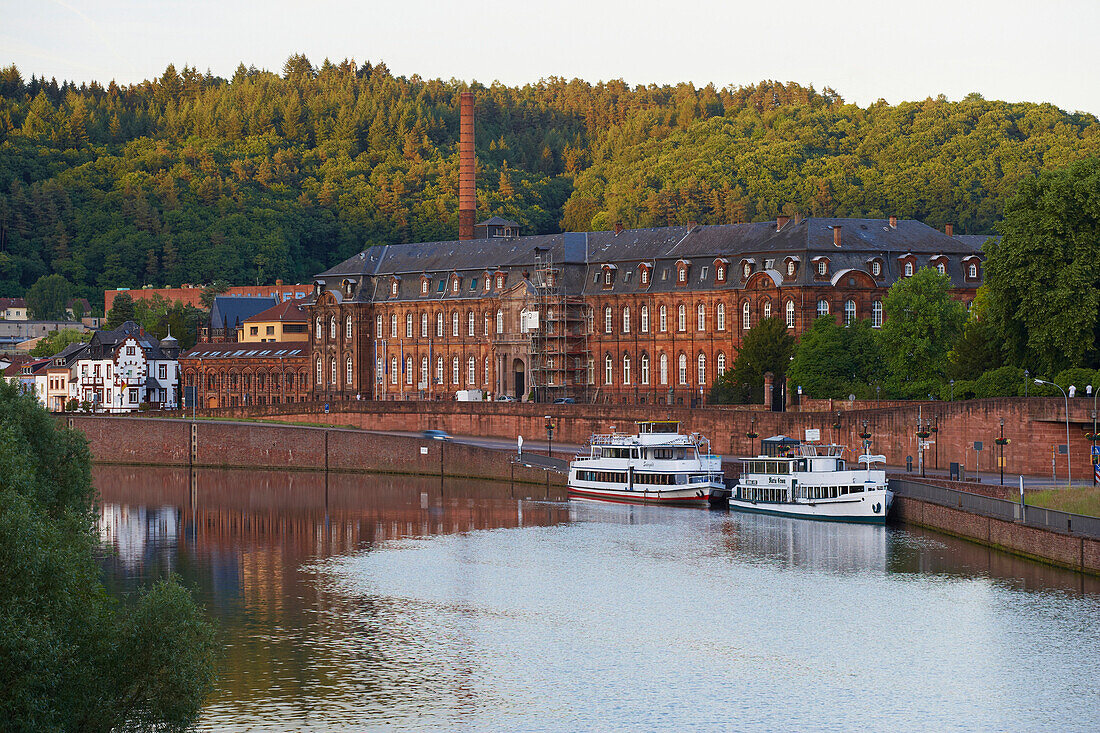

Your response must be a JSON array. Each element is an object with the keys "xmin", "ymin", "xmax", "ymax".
[
  {"xmin": 833, "ymin": 225, "xmax": 842, "ymax": 247},
  {"xmin": 458, "ymin": 92, "xmax": 475, "ymax": 241},
  {"xmin": 614, "ymin": 221, "xmax": 624, "ymax": 234},
  {"xmin": 945, "ymin": 223, "xmax": 954, "ymax": 237},
  {"xmin": 889, "ymin": 215, "xmax": 897, "ymax": 228},
  {"xmin": 776, "ymin": 215, "xmax": 790, "ymax": 231}
]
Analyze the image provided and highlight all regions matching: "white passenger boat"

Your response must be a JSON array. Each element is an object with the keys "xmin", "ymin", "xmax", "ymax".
[
  {"xmin": 730, "ymin": 436, "xmax": 892, "ymax": 523},
  {"xmin": 567, "ymin": 421, "xmax": 726, "ymax": 507}
]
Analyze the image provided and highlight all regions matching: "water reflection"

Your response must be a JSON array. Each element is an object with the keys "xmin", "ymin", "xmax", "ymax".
[{"xmin": 95, "ymin": 466, "xmax": 1100, "ymax": 732}]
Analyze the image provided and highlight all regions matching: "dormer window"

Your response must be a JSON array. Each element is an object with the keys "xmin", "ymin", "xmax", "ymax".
[
  {"xmin": 496, "ymin": 273, "xmax": 504, "ymax": 289},
  {"xmin": 811, "ymin": 257, "xmax": 829, "ymax": 279},
  {"xmin": 601, "ymin": 264, "xmax": 617, "ymax": 289},
  {"xmin": 716, "ymin": 265, "xmax": 724, "ymax": 282},
  {"xmin": 678, "ymin": 268, "xmax": 686, "ymax": 283},
  {"xmin": 936, "ymin": 262, "xmax": 946, "ymax": 274},
  {"xmin": 968, "ymin": 263, "xmax": 977, "ymax": 278},
  {"xmin": 818, "ymin": 261, "xmax": 827, "ymax": 276},
  {"xmin": 787, "ymin": 261, "xmax": 795, "ymax": 276},
  {"xmin": 743, "ymin": 263, "xmax": 751, "ymax": 279},
  {"xmin": 904, "ymin": 262, "xmax": 914, "ymax": 277},
  {"xmin": 421, "ymin": 279, "xmax": 429, "ymax": 295},
  {"xmin": 342, "ymin": 279, "xmax": 355, "ymax": 297},
  {"xmin": 390, "ymin": 281, "xmax": 399, "ymax": 297},
  {"xmin": 451, "ymin": 276, "xmax": 460, "ymax": 293},
  {"xmin": 872, "ymin": 261, "xmax": 881, "ymax": 277},
  {"xmin": 605, "ymin": 270, "xmax": 612, "ymax": 285}
]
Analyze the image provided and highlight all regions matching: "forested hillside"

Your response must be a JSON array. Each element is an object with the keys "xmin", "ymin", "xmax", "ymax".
[{"xmin": 1, "ymin": 56, "xmax": 1098, "ymax": 302}]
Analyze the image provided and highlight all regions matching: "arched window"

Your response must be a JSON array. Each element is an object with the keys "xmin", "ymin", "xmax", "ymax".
[
  {"xmin": 659, "ymin": 305, "xmax": 667, "ymax": 332},
  {"xmin": 452, "ymin": 277, "xmax": 459, "ymax": 293},
  {"xmin": 717, "ymin": 303, "xmax": 726, "ymax": 331},
  {"xmin": 331, "ymin": 358, "xmax": 338, "ymax": 386},
  {"xmin": 421, "ymin": 356, "xmax": 428, "ymax": 385},
  {"xmin": 968, "ymin": 263, "xmax": 977, "ymax": 278},
  {"xmin": 742, "ymin": 301, "xmax": 751, "ymax": 330},
  {"xmin": 483, "ymin": 312, "xmax": 489, "ymax": 336},
  {"xmin": 391, "ymin": 281, "xmax": 398, "ymax": 296},
  {"xmin": 346, "ymin": 316, "xmax": 353, "ymax": 339},
  {"xmin": 936, "ymin": 262, "xmax": 946, "ymax": 275},
  {"xmin": 844, "ymin": 300, "xmax": 857, "ymax": 325},
  {"xmin": 421, "ymin": 312, "xmax": 428, "ymax": 337},
  {"xmin": 904, "ymin": 262, "xmax": 914, "ymax": 277},
  {"xmin": 641, "ymin": 305, "xmax": 650, "ymax": 333},
  {"xmin": 330, "ymin": 316, "xmax": 337, "ymax": 339},
  {"xmin": 872, "ymin": 261, "xmax": 881, "ymax": 276},
  {"xmin": 717, "ymin": 352, "xmax": 727, "ymax": 375},
  {"xmin": 872, "ymin": 301, "xmax": 883, "ymax": 328},
  {"xmin": 763, "ymin": 301, "xmax": 772, "ymax": 320},
  {"xmin": 467, "ymin": 311, "xmax": 475, "ymax": 336},
  {"xmin": 484, "ymin": 356, "xmax": 489, "ymax": 384},
  {"xmin": 467, "ymin": 356, "xmax": 476, "ymax": 385},
  {"xmin": 641, "ymin": 353, "xmax": 650, "ymax": 385},
  {"xmin": 677, "ymin": 304, "xmax": 686, "ymax": 332},
  {"xmin": 604, "ymin": 306, "xmax": 613, "ymax": 333},
  {"xmin": 436, "ymin": 312, "xmax": 444, "ymax": 337},
  {"xmin": 622, "ymin": 307, "xmax": 630, "ymax": 334},
  {"xmin": 421, "ymin": 279, "xmax": 429, "ymax": 295},
  {"xmin": 787, "ymin": 261, "xmax": 795, "ymax": 276},
  {"xmin": 717, "ymin": 265, "xmax": 725, "ymax": 281},
  {"xmin": 697, "ymin": 304, "xmax": 705, "ymax": 331},
  {"xmin": 659, "ymin": 353, "xmax": 669, "ymax": 385},
  {"xmin": 405, "ymin": 313, "xmax": 413, "ymax": 338},
  {"xmin": 390, "ymin": 356, "xmax": 398, "ymax": 385},
  {"xmin": 496, "ymin": 309, "xmax": 504, "ymax": 334},
  {"xmin": 451, "ymin": 356, "xmax": 459, "ymax": 384},
  {"xmin": 390, "ymin": 314, "xmax": 397, "ymax": 337},
  {"xmin": 436, "ymin": 356, "xmax": 444, "ymax": 384},
  {"xmin": 641, "ymin": 268, "xmax": 649, "ymax": 285},
  {"xmin": 405, "ymin": 356, "xmax": 413, "ymax": 385},
  {"xmin": 315, "ymin": 356, "xmax": 322, "ymax": 383},
  {"xmin": 785, "ymin": 300, "xmax": 795, "ymax": 329},
  {"xmin": 346, "ymin": 356, "xmax": 353, "ymax": 383},
  {"xmin": 697, "ymin": 353, "xmax": 706, "ymax": 385},
  {"xmin": 315, "ymin": 316, "xmax": 322, "ymax": 339},
  {"xmin": 817, "ymin": 300, "xmax": 830, "ymax": 317},
  {"xmin": 678, "ymin": 267, "xmax": 686, "ymax": 283},
  {"xmin": 451, "ymin": 312, "xmax": 459, "ymax": 337},
  {"xmin": 678, "ymin": 353, "xmax": 688, "ymax": 385},
  {"xmin": 817, "ymin": 260, "xmax": 827, "ymax": 276},
  {"xmin": 623, "ymin": 354, "xmax": 631, "ymax": 385},
  {"xmin": 604, "ymin": 269, "xmax": 613, "ymax": 286},
  {"xmin": 604, "ymin": 354, "xmax": 613, "ymax": 385},
  {"xmin": 743, "ymin": 262, "xmax": 751, "ymax": 278}
]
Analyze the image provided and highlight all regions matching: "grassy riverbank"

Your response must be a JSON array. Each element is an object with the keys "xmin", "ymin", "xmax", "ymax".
[{"xmin": 1028, "ymin": 486, "xmax": 1100, "ymax": 517}]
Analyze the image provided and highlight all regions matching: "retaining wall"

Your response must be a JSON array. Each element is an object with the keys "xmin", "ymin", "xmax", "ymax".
[
  {"xmin": 63, "ymin": 415, "xmax": 565, "ymax": 491},
  {"xmin": 894, "ymin": 496, "xmax": 1100, "ymax": 576}
]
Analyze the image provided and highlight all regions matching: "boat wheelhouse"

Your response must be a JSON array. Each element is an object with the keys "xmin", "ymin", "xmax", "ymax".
[
  {"xmin": 729, "ymin": 436, "xmax": 892, "ymax": 523},
  {"xmin": 567, "ymin": 421, "xmax": 726, "ymax": 507}
]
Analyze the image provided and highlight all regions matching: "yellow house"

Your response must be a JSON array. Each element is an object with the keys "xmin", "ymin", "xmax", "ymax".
[{"xmin": 237, "ymin": 299, "xmax": 309, "ymax": 343}]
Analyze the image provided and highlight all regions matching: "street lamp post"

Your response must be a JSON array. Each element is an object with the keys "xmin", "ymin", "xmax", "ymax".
[
  {"xmin": 859, "ymin": 419, "xmax": 872, "ymax": 454},
  {"xmin": 1035, "ymin": 379, "xmax": 1071, "ymax": 486},
  {"xmin": 916, "ymin": 414, "xmax": 931, "ymax": 478},
  {"xmin": 746, "ymin": 415, "xmax": 759, "ymax": 457},
  {"xmin": 544, "ymin": 414, "xmax": 554, "ymax": 458},
  {"xmin": 995, "ymin": 417, "xmax": 1008, "ymax": 486},
  {"xmin": 1092, "ymin": 384, "xmax": 1098, "ymax": 486}
]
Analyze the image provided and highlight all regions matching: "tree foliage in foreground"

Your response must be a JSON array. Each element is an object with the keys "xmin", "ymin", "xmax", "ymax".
[
  {"xmin": 787, "ymin": 317, "xmax": 884, "ymax": 400},
  {"xmin": 984, "ymin": 156, "xmax": 1100, "ymax": 374},
  {"xmin": 29, "ymin": 327, "xmax": 89, "ymax": 357},
  {"xmin": 711, "ymin": 316, "xmax": 795, "ymax": 404},
  {"xmin": 0, "ymin": 381, "xmax": 217, "ymax": 732},
  {"xmin": 24, "ymin": 272, "xmax": 73, "ymax": 320},
  {"xmin": 878, "ymin": 267, "xmax": 967, "ymax": 388}
]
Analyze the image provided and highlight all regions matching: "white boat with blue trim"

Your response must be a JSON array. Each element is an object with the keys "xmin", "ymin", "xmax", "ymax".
[
  {"xmin": 730, "ymin": 436, "xmax": 892, "ymax": 523},
  {"xmin": 567, "ymin": 421, "xmax": 725, "ymax": 507}
]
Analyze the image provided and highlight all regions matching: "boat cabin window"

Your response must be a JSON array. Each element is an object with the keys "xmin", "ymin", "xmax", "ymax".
[
  {"xmin": 652, "ymin": 448, "xmax": 687, "ymax": 460},
  {"xmin": 638, "ymin": 421, "xmax": 680, "ymax": 434},
  {"xmin": 601, "ymin": 447, "xmax": 634, "ymax": 459},
  {"xmin": 744, "ymin": 460, "xmax": 791, "ymax": 474}
]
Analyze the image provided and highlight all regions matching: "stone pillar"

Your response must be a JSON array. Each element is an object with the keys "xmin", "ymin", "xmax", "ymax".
[{"xmin": 763, "ymin": 371, "xmax": 774, "ymax": 410}]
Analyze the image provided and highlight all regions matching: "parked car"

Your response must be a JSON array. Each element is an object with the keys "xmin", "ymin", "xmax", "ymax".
[
  {"xmin": 553, "ymin": 397, "xmax": 575, "ymax": 404},
  {"xmin": 496, "ymin": 395, "xmax": 516, "ymax": 402},
  {"xmin": 421, "ymin": 429, "xmax": 452, "ymax": 441}
]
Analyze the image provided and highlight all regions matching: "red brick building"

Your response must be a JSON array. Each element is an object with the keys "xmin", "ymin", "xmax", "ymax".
[
  {"xmin": 178, "ymin": 342, "xmax": 310, "ymax": 408},
  {"xmin": 305, "ymin": 216, "xmax": 984, "ymax": 405}
]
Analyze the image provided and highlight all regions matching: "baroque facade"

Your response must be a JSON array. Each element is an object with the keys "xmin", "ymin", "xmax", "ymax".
[{"xmin": 305, "ymin": 216, "xmax": 984, "ymax": 404}]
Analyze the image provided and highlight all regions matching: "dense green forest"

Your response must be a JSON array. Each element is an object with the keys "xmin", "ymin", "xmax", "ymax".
[{"xmin": 1, "ymin": 56, "xmax": 1099, "ymax": 302}]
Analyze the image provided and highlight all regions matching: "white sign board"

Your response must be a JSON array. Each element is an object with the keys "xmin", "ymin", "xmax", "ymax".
[
  {"xmin": 420, "ymin": 447, "xmax": 428, "ymax": 455},
  {"xmin": 805, "ymin": 428, "xmax": 821, "ymax": 442}
]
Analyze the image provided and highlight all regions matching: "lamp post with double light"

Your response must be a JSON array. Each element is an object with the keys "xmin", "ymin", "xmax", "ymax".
[
  {"xmin": 545, "ymin": 414, "xmax": 554, "ymax": 458},
  {"xmin": 746, "ymin": 415, "xmax": 759, "ymax": 457},
  {"xmin": 1035, "ymin": 379, "xmax": 1070, "ymax": 486},
  {"xmin": 994, "ymin": 417, "xmax": 1009, "ymax": 486}
]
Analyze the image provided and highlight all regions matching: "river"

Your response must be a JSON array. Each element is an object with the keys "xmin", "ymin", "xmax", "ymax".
[{"xmin": 94, "ymin": 465, "xmax": 1100, "ymax": 732}]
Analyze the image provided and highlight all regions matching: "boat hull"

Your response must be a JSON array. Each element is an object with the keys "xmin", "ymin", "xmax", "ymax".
[
  {"xmin": 567, "ymin": 482, "xmax": 719, "ymax": 508},
  {"xmin": 728, "ymin": 490, "xmax": 893, "ymax": 524}
]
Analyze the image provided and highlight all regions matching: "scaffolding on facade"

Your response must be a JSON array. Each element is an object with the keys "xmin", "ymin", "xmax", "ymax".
[{"xmin": 528, "ymin": 247, "xmax": 590, "ymax": 402}]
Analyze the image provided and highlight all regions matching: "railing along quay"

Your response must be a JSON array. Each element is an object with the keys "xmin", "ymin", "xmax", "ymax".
[{"xmin": 890, "ymin": 478, "xmax": 1100, "ymax": 540}]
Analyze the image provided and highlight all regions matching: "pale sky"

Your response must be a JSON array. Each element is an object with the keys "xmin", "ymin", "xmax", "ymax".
[{"xmin": 3, "ymin": 0, "xmax": 1099, "ymax": 115}]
